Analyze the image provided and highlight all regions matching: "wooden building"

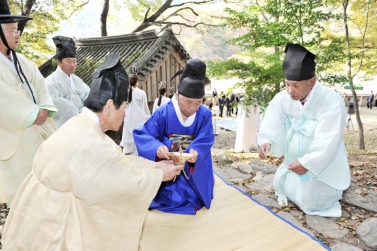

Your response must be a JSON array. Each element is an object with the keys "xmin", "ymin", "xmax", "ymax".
[
  {"xmin": 39, "ymin": 25, "xmax": 190, "ymax": 108},
  {"xmin": 39, "ymin": 25, "xmax": 191, "ymax": 143}
]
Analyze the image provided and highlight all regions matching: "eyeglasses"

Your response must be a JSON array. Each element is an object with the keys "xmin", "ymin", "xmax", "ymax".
[{"xmin": 6, "ymin": 30, "xmax": 21, "ymax": 36}]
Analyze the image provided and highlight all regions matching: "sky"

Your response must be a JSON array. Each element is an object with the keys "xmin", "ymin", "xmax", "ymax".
[{"xmin": 47, "ymin": 0, "xmax": 138, "ymax": 47}]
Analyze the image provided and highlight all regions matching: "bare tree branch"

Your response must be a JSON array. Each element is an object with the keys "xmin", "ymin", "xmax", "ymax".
[
  {"xmin": 148, "ymin": 20, "xmax": 217, "ymax": 29},
  {"xmin": 143, "ymin": 8, "xmax": 151, "ymax": 22},
  {"xmin": 68, "ymin": 0, "xmax": 90, "ymax": 19},
  {"xmin": 255, "ymin": 0, "xmax": 269, "ymax": 24},
  {"xmin": 18, "ymin": 0, "xmax": 35, "ymax": 34},
  {"xmin": 170, "ymin": 0, "xmax": 236, "ymax": 8},
  {"xmin": 163, "ymin": 7, "xmax": 200, "ymax": 20},
  {"xmin": 352, "ymin": 0, "xmax": 371, "ymax": 78}
]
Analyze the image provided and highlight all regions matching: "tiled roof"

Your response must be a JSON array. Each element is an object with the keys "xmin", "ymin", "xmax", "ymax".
[{"xmin": 39, "ymin": 25, "xmax": 190, "ymax": 85}]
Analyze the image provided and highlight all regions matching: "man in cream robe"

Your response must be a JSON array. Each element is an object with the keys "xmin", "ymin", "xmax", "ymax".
[
  {"xmin": 2, "ymin": 111, "xmax": 162, "ymax": 251},
  {"xmin": 2, "ymin": 52, "xmax": 180, "ymax": 251},
  {"xmin": 45, "ymin": 36, "xmax": 89, "ymax": 127},
  {"xmin": 257, "ymin": 44, "xmax": 350, "ymax": 217},
  {"xmin": 0, "ymin": 6, "xmax": 57, "ymax": 207}
]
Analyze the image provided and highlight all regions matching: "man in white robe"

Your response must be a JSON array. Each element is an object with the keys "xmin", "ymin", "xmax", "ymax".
[
  {"xmin": 2, "ymin": 52, "xmax": 182, "ymax": 251},
  {"xmin": 257, "ymin": 43, "xmax": 350, "ymax": 217},
  {"xmin": 0, "ymin": 2, "xmax": 57, "ymax": 207},
  {"xmin": 45, "ymin": 36, "xmax": 90, "ymax": 127}
]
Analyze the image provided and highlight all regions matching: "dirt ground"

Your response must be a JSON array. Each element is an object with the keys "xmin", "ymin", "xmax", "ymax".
[{"xmin": 212, "ymin": 107, "xmax": 377, "ymax": 250}]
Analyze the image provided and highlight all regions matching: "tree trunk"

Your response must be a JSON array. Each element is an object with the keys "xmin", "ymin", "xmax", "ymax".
[
  {"xmin": 100, "ymin": 0, "xmax": 110, "ymax": 37},
  {"xmin": 343, "ymin": 0, "xmax": 365, "ymax": 149},
  {"xmin": 17, "ymin": 0, "xmax": 36, "ymax": 35}
]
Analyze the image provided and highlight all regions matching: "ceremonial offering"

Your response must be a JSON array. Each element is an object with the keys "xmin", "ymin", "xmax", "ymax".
[{"xmin": 167, "ymin": 146, "xmax": 192, "ymax": 180}]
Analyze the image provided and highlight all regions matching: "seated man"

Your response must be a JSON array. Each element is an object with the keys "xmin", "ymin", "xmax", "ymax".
[
  {"xmin": 257, "ymin": 43, "xmax": 350, "ymax": 217},
  {"xmin": 45, "ymin": 36, "xmax": 90, "ymax": 127},
  {"xmin": 134, "ymin": 58, "xmax": 215, "ymax": 215},
  {"xmin": 2, "ymin": 52, "xmax": 183, "ymax": 250}
]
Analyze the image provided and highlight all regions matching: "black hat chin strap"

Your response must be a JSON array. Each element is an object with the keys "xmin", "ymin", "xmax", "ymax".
[
  {"xmin": 0, "ymin": 27, "xmax": 36, "ymax": 104},
  {"xmin": 0, "ymin": 26, "xmax": 11, "ymax": 55}
]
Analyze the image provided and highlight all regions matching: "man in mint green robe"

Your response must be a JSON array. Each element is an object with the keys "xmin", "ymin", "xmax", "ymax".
[
  {"xmin": 45, "ymin": 36, "xmax": 89, "ymax": 127},
  {"xmin": 258, "ymin": 44, "xmax": 350, "ymax": 217}
]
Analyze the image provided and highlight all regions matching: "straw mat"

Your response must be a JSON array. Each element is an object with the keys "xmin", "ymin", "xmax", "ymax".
[{"xmin": 139, "ymin": 174, "xmax": 328, "ymax": 251}]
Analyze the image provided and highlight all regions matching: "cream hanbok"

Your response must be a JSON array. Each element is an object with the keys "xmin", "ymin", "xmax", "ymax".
[
  {"xmin": 2, "ymin": 110, "xmax": 162, "ymax": 251},
  {"xmin": 0, "ymin": 52, "xmax": 56, "ymax": 204}
]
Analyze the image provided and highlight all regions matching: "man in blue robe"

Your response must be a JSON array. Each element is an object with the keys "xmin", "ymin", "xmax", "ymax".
[{"xmin": 134, "ymin": 58, "xmax": 214, "ymax": 215}]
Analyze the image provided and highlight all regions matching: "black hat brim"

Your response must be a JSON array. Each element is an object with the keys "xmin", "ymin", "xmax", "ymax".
[{"xmin": 0, "ymin": 15, "xmax": 32, "ymax": 23}]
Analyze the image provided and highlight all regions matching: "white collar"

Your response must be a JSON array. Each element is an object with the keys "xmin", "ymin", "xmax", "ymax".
[
  {"xmin": 82, "ymin": 107, "xmax": 102, "ymax": 133},
  {"xmin": 172, "ymin": 95, "xmax": 196, "ymax": 127},
  {"xmin": 57, "ymin": 65, "xmax": 75, "ymax": 89},
  {"xmin": 298, "ymin": 81, "xmax": 319, "ymax": 110},
  {"xmin": 0, "ymin": 52, "xmax": 18, "ymax": 75}
]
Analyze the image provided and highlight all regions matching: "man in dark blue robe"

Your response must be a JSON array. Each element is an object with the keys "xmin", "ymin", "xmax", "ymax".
[{"xmin": 134, "ymin": 58, "xmax": 214, "ymax": 215}]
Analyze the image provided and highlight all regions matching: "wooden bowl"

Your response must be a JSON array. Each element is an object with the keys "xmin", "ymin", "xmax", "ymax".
[{"xmin": 167, "ymin": 152, "xmax": 193, "ymax": 164}]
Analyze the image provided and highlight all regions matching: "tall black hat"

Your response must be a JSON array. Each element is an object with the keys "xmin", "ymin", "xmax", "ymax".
[
  {"xmin": 87, "ymin": 52, "xmax": 129, "ymax": 103},
  {"xmin": 283, "ymin": 43, "xmax": 316, "ymax": 81},
  {"xmin": 0, "ymin": 0, "xmax": 32, "ymax": 23},
  {"xmin": 53, "ymin": 36, "xmax": 76, "ymax": 61},
  {"xmin": 176, "ymin": 58, "xmax": 207, "ymax": 99}
]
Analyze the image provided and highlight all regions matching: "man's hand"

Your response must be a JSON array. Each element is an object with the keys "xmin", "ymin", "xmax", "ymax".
[
  {"xmin": 187, "ymin": 149, "xmax": 198, "ymax": 163},
  {"xmin": 34, "ymin": 109, "xmax": 49, "ymax": 125},
  {"xmin": 258, "ymin": 143, "xmax": 271, "ymax": 160},
  {"xmin": 288, "ymin": 160, "xmax": 308, "ymax": 175},
  {"xmin": 157, "ymin": 145, "xmax": 170, "ymax": 160},
  {"xmin": 156, "ymin": 160, "xmax": 183, "ymax": 181}
]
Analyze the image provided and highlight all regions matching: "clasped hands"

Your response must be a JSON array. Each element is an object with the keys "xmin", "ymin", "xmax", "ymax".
[
  {"xmin": 258, "ymin": 143, "xmax": 308, "ymax": 175},
  {"xmin": 155, "ymin": 160, "xmax": 184, "ymax": 182}
]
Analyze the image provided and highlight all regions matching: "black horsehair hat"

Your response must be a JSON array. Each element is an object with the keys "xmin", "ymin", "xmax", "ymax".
[
  {"xmin": 283, "ymin": 43, "xmax": 316, "ymax": 81},
  {"xmin": 53, "ymin": 36, "xmax": 76, "ymax": 61},
  {"xmin": 171, "ymin": 58, "xmax": 210, "ymax": 99},
  {"xmin": 0, "ymin": 0, "xmax": 32, "ymax": 23},
  {"xmin": 87, "ymin": 52, "xmax": 129, "ymax": 103}
]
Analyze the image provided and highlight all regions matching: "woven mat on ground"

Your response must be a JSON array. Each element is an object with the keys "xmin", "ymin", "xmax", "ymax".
[{"xmin": 139, "ymin": 174, "xmax": 329, "ymax": 251}]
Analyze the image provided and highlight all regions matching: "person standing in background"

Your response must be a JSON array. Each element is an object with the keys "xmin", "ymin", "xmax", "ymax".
[
  {"xmin": 213, "ymin": 88, "xmax": 217, "ymax": 106},
  {"xmin": 153, "ymin": 81, "xmax": 170, "ymax": 113},
  {"xmin": 120, "ymin": 66, "xmax": 150, "ymax": 155},
  {"xmin": 235, "ymin": 93, "xmax": 240, "ymax": 115},
  {"xmin": 230, "ymin": 92, "xmax": 235, "ymax": 114},
  {"xmin": 226, "ymin": 93, "xmax": 232, "ymax": 117},
  {"xmin": 367, "ymin": 90, "xmax": 374, "ymax": 109},
  {"xmin": 0, "ymin": 0, "xmax": 57, "ymax": 208},
  {"xmin": 218, "ymin": 94, "xmax": 225, "ymax": 117},
  {"xmin": 45, "ymin": 36, "xmax": 90, "ymax": 127}
]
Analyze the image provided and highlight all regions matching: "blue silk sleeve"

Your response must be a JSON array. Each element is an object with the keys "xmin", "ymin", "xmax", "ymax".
[
  {"xmin": 185, "ymin": 108, "xmax": 215, "ymax": 208},
  {"xmin": 133, "ymin": 107, "xmax": 172, "ymax": 160}
]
